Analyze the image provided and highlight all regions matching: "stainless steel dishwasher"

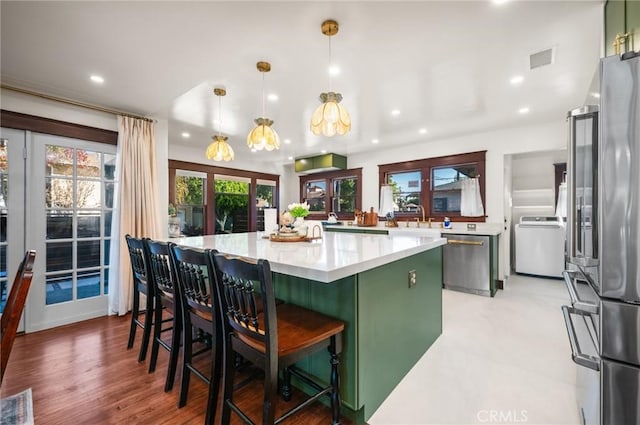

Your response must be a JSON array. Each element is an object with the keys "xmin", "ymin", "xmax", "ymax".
[{"xmin": 443, "ymin": 234, "xmax": 491, "ymax": 296}]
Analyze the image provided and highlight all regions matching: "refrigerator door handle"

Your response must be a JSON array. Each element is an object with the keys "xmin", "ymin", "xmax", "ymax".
[
  {"xmin": 561, "ymin": 305, "xmax": 600, "ymax": 371},
  {"xmin": 563, "ymin": 270, "xmax": 599, "ymax": 314}
]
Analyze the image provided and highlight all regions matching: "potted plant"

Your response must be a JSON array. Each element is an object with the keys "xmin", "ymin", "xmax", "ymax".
[{"xmin": 287, "ymin": 202, "xmax": 310, "ymax": 236}]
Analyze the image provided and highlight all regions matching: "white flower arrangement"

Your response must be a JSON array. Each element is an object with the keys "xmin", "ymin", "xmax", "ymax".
[{"xmin": 287, "ymin": 201, "xmax": 310, "ymax": 218}]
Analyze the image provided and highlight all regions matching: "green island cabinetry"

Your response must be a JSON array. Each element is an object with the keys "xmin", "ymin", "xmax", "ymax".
[
  {"xmin": 173, "ymin": 231, "xmax": 445, "ymax": 424},
  {"xmin": 273, "ymin": 247, "xmax": 442, "ymax": 423}
]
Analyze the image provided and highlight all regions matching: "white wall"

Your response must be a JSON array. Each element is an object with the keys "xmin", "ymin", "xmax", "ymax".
[{"xmin": 284, "ymin": 119, "xmax": 566, "ymax": 221}]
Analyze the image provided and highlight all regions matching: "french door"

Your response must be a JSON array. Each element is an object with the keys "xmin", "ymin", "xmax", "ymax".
[{"xmin": 1, "ymin": 127, "xmax": 115, "ymax": 332}]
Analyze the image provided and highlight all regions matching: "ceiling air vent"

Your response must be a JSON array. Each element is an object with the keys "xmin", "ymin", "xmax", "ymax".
[{"xmin": 529, "ymin": 47, "xmax": 555, "ymax": 70}]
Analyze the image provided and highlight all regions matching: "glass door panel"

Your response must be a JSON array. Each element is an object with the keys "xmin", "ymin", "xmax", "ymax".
[
  {"xmin": 0, "ymin": 128, "xmax": 26, "ymax": 332},
  {"xmin": 256, "ymin": 179, "xmax": 276, "ymax": 231},
  {"xmin": 27, "ymin": 134, "xmax": 115, "ymax": 331},
  {"xmin": 214, "ymin": 175, "xmax": 249, "ymax": 234}
]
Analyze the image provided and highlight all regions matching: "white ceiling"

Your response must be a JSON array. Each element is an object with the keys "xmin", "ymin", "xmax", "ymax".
[{"xmin": 1, "ymin": 1, "xmax": 603, "ymax": 165}]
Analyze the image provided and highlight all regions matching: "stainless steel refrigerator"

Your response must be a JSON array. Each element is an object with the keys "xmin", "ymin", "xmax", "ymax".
[{"xmin": 562, "ymin": 53, "xmax": 640, "ymax": 425}]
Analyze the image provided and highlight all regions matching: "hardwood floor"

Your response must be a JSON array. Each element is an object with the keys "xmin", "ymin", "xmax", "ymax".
[{"xmin": 0, "ymin": 315, "xmax": 354, "ymax": 424}]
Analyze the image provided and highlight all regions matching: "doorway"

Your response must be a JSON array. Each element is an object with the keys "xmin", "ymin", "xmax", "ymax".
[{"xmin": 1, "ymin": 127, "xmax": 115, "ymax": 332}]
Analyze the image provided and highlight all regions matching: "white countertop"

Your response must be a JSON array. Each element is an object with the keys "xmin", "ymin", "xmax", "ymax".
[
  {"xmin": 325, "ymin": 222, "xmax": 504, "ymax": 236},
  {"xmin": 174, "ymin": 231, "xmax": 446, "ymax": 283}
]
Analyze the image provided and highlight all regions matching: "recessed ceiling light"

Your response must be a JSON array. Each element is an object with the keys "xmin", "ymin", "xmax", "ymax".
[
  {"xmin": 591, "ymin": 92, "xmax": 600, "ymax": 98},
  {"xmin": 181, "ymin": 132, "xmax": 190, "ymax": 138},
  {"xmin": 329, "ymin": 65, "xmax": 341, "ymax": 76},
  {"xmin": 519, "ymin": 107, "xmax": 530, "ymax": 114},
  {"xmin": 391, "ymin": 109, "xmax": 401, "ymax": 117},
  {"xmin": 419, "ymin": 128, "xmax": 428, "ymax": 134},
  {"xmin": 90, "ymin": 75, "xmax": 104, "ymax": 84},
  {"xmin": 287, "ymin": 156, "xmax": 294, "ymax": 161},
  {"xmin": 213, "ymin": 119, "xmax": 220, "ymax": 125},
  {"xmin": 510, "ymin": 75, "xmax": 524, "ymax": 85},
  {"xmin": 492, "ymin": 0, "xmax": 509, "ymax": 5},
  {"xmin": 320, "ymin": 149, "xmax": 327, "ymax": 154},
  {"xmin": 284, "ymin": 139, "xmax": 291, "ymax": 144},
  {"xmin": 267, "ymin": 93, "xmax": 279, "ymax": 102},
  {"xmin": 372, "ymin": 139, "xmax": 379, "ymax": 144}
]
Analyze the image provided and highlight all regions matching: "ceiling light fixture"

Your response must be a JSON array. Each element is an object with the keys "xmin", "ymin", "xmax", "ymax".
[
  {"xmin": 206, "ymin": 88, "xmax": 234, "ymax": 162},
  {"xmin": 284, "ymin": 139, "xmax": 291, "ymax": 144},
  {"xmin": 419, "ymin": 128, "xmax": 428, "ymax": 134},
  {"xmin": 181, "ymin": 132, "xmax": 190, "ymax": 138},
  {"xmin": 321, "ymin": 149, "xmax": 327, "ymax": 154},
  {"xmin": 510, "ymin": 75, "xmax": 524, "ymax": 85},
  {"xmin": 310, "ymin": 19, "xmax": 351, "ymax": 137},
  {"xmin": 247, "ymin": 61, "xmax": 280, "ymax": 151},
  {"xmin": 90, "ymin": 75, "xmax": 104, "ymax": 84},
  {"xmin": 287, "ymin": 156, "xmax": 294, "ymax": 161},
  {"xmin": 391, "ymin": 109, "xmax": 401, "ymax": 116},
  {"xmin": 372, "ymin": 139, "xmax": 379, "ymax": 144},
  {"xmin": 519, "ymin": 107, "xmax": 530, "ymax": 114},
  {"xmin": 267, "ymin": 93, "xmax": 279, "ymax": 102}
]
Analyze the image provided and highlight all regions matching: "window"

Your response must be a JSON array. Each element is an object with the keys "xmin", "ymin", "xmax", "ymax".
[
  {"xmin": 379, "ymin": 151, "xmax": 486, "ymax": 222},
  {"xmin": 299, "ymin": 169, "xmax": 362, "ymax": 220},
  {"xmin": 169, "ymin": 160, "xmax": 279, "ymax": 235}
]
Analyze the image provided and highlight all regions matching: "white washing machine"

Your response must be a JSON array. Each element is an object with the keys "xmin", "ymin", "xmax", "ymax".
[{"xmin": 515, "ymin": 216, "xmax": 565, "ymax": 278}]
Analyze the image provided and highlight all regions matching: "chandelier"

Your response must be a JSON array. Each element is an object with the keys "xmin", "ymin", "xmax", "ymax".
[
  {"xmin": 310, "ymin": 19, "xmax": 351, "ymax": 137},
  {"xmin": 206, "ymin": 88, "xmax": 234, "ymax": 161},
  {"xmin": 247, "ymin": 61, "xmax": 280, "ymax": 151}
]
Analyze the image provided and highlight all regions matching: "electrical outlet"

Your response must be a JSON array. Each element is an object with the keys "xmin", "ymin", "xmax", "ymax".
[{"xmin": 408, "ymin": 269, "xmax": 416, "ymax": 288}]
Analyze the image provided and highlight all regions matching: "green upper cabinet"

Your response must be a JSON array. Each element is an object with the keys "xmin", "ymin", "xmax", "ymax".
[{"xmin": 605, "ymin": 0, "xmax": 640, "ymax": 56}]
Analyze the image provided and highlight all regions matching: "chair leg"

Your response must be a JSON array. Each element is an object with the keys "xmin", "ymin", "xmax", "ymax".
[
  {"xmin": 148, "ymin": 297, "xmax": 163, "ymax": 373},
  {"xmin": 204, "ymin": 329, "xmax": 223, "ymax": 425},
  {"xmin": 178, "ymin": 317, "xmax": 193, "ymax": 408},
  {"xmin": 138, "ymin": 294, "xmax": 153, "ymax": 362},
  {"xmin": 263, "ymin": 364, "xmax": 278, "ymax": 425},
  {"xmin": 164, "ymin": 311, "xmax": 181, "ymax": 392},
  {"xmin": 281, "ymin": 367, "xmax": 292, "ymax": 402},
  {"xmin": 329, "ymin": 335, "xmax": 342, "ymax": 425},
  {"xmin": 220, "ymin": 335, "xmax": 235, "ymax": 425},
  {"xmin": 127, "ymin": 288, "xmax": 140, "ymax": 349}
]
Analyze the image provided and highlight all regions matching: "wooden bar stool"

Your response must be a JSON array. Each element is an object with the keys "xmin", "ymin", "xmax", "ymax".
[
  {"xmin": 210, "ymin": 251, "xmax": 345, "ymax": 425},
  {"xmin": 125, "ymin": 235, "xmax": 154, "ymax": 362},
  {"xmin": 145, "ymin": 239, "xmax": 181, "ymax": 392},
  {"xmin": 170, "ymin": 244, "xmax": 222, "ymax": 425},
  {"xmin": 1, "ymin": 250, "xmax": 36, "ymax": 385}
]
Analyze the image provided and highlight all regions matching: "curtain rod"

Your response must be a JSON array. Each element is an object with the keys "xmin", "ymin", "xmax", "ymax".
[{"xmin": 1, "ymin": 84, "xmax": 154, "ymax": 122}]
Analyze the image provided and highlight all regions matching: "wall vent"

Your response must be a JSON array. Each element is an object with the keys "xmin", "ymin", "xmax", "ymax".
[{"xmin": 529, "ymin": 47, "xmax": 555, "ymax": 70}]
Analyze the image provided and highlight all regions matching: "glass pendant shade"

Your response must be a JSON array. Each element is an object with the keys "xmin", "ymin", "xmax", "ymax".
[
  {"xmin": 310, "ymin": 91, "xmax": 351, "ymax": 137},
  {"xmin": 206, "ymin": 135, "xmax": 234, "ymax": 161},
  {"xmin": 247, "ymin": 117, "xmax": 280, "ymax": 151}
]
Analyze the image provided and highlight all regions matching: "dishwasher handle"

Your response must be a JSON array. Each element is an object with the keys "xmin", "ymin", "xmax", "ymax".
[
  {"xmin": 447, "ymin": 239, "xmax": 484, "ymax": 246},
  {"xmin": 561, "ymin": 305, "xmax": 600, "ymax": 371},
  {"xmin": 562, "ymin": 270, "xmax": 599, "ymax": 314}
]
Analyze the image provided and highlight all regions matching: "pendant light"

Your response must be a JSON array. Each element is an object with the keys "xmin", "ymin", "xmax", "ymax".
[
  {"xmin": 247, "ymin": 61, "xmax": 280, "ymax": 151},
  {"xmin": 206, "ymin": 88, "xmax": 234, "ymax": 161},
  {"xmin": 310, "ymin": 19, "xmax": 351, "ymax": 137}
]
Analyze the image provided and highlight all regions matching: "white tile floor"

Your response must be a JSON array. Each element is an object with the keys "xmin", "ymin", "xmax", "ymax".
[{"xmin": 369, "ymin": 274, "xmax": 581, "ymax": 425}]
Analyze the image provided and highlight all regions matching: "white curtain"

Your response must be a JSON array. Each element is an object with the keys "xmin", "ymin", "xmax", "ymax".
[
  {"xmin": 460, "ymin": 177, "xmax": 484, "ymax": 217},
  {"xmin": 108, "ymin": 116, "xmax": 162, "ymax": 316}
]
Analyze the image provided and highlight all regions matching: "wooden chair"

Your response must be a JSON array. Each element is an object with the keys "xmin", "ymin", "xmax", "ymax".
[
  {"xmin": 145, "ymin": 239, "xmax": 181, "ymax": 392},
  {"xmin": 125, "ymin": 235, "xmax": 154, "ymax": 362},
  {"xmin": 1, "ymin": 250, "xmax": 36, "ymax": 385},
  {"xmin": 170, "ymin": 244, "xmax": 222, "ymax": 424},
  {"xmin": 210, "ymin": 251, "xmax": 345, "ymax": 425}
]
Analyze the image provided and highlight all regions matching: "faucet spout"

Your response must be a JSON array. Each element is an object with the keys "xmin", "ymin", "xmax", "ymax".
[{"xmin": 419, "ymin": 205, "xmax": 426, "ymax": 223}]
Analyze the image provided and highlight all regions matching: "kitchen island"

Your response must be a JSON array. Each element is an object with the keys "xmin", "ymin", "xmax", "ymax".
[{"xmin": 174, "ymin": 231, "xmax": 446, "ymax": 423}]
